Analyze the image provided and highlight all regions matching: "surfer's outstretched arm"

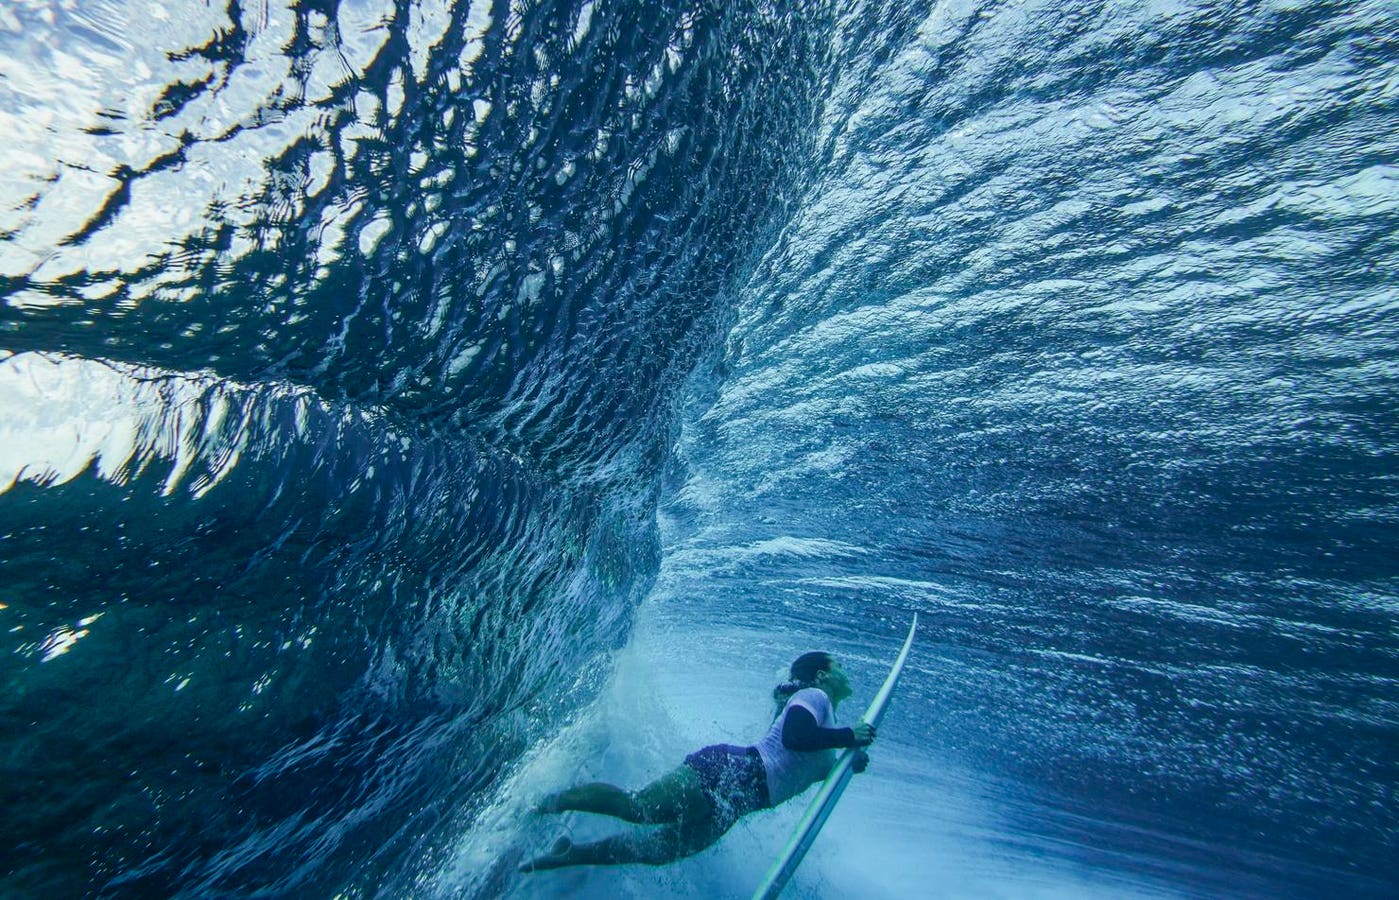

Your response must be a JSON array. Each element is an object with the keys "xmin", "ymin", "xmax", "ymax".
[{"xmin": 781, "ymin": 706, "xmax": 875, "ymax": 750}]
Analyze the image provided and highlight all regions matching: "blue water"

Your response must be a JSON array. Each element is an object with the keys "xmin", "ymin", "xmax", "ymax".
[{"xmin": 1, "ymin": 0, "xmax": 1395, "ymax": 897}]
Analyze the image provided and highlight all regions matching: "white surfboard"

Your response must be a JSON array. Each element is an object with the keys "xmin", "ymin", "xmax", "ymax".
[{"xmin": 750, "ymin": 612, "xmax": 919, "ymax": 900}]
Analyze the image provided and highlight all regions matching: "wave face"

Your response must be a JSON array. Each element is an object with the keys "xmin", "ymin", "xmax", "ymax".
[
  {"xmin": 655, "ymin": 0, "xmax": 1398, "ymax": 896},
  {"xmin": 3, "ymin": 0, "xmax": 1396, "ymax": 897},
  {"xmin": 0, "ymin": 0, "xmax": 831, "ymax": 894}
]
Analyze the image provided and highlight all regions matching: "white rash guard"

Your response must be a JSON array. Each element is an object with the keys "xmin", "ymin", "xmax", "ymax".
[{"xmin": 752, "ymin": 687, "xmax": 840, "ymax": 806}]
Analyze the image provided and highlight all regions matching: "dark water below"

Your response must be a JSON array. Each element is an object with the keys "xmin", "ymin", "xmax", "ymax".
[{"xmin": 1, "ymin": 0, "xmax": 1395, "ymax": 896}]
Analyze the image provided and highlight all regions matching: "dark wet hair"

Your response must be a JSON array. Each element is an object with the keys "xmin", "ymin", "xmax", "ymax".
[{"xmin": 772, "ymin": 651, "xmax": 833, "ymax": 716}]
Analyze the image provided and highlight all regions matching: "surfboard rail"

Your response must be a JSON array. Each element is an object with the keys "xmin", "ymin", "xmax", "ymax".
[{"xmin": 750, "ymin": 612, "xmax": 920, "ymax": 900}]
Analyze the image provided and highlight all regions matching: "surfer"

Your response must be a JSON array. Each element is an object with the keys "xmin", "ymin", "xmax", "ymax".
[{"xmin": 519, "ymin": 651, "xmax": 875, "ymax": 872}]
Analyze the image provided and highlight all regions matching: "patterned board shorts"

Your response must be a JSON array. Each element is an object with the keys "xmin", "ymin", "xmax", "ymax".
[{"xmin": 683, "ymin": 743, "xmax": 771, "ymax": 833}]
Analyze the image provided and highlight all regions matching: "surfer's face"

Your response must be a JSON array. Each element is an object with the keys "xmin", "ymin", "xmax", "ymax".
[{"xmin": 816, "ymin": 662, "xmax": 852, "ymax": 704}]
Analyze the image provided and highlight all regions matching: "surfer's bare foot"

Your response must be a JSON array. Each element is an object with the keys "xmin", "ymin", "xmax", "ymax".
[
  {"xmin": 534, "ymin": 792, "xmax": 565, "ymax": 815},
  {"xmin": 518, "ymin": 836, "xmax": 573, "ymax": 872}
]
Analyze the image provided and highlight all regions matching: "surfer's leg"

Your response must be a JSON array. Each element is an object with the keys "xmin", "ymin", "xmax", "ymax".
[
  {"xmin": 519, "ymin": 816, "xmax": 724, "ymax": 871},
  {"xmin": 634, "ymin": 765, "xmax": 708, "ymax": 823},
  {"xmin": 537, "ymin": 783, "xmax": 636, "ymax": 819},
  {"xmin": 538, "ymin": 766, "xmax": 702, "ymax": 824}
]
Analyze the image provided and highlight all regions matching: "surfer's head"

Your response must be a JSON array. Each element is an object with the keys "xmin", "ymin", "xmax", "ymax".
[
  {"xmin": 788, "ymin": 651, "xmax": 834, "ymax": 685},
  {"xmin": 773, "ymin": 652, "xmax": 852, "ymax": 712}
]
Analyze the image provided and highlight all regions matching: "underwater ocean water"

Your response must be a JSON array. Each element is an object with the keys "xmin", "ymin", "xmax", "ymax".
[{"xmin": 1, "ymin": 0, "xmax": 1395, "ymax": 896}]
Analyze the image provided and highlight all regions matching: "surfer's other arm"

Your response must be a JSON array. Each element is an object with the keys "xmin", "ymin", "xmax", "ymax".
[{"xmin": 783, "ymin": 707, "xmax": 874, "ymax": 775}]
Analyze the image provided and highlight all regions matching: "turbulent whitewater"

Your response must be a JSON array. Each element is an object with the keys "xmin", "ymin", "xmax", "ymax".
[{"xmin": 1, "ymin": 0, "xmax": 1395, "ymax": 897}]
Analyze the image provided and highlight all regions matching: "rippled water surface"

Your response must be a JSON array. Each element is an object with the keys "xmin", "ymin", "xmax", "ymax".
[{"xmin": 2, "ymin": 0, "xmax": 1396, "ymax": 896}]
